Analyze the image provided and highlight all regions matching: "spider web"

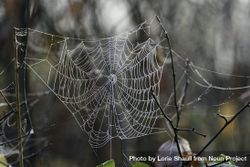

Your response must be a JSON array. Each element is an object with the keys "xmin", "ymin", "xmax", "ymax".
[
  {"xmin": 14, "ymin": 17, "xmax": 170, "ymax": 148},
  {"xmin": 0, "ymin": 59, "xmax": 47, "ymax": 166},
  {"xmin": 14, "ymin": 17, "xmax": 250, "ymax": 152}
]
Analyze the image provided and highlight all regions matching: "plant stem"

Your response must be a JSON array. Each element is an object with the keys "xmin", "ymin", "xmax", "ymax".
[{"xmin": 14, "ymin": 28, "xmax": 24, "ymax": 167}]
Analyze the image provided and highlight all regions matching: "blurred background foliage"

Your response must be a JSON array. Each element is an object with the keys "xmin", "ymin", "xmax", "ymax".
[{"xmin": 1, "ymin": 0, "xmax": 250, "ymax": 166}]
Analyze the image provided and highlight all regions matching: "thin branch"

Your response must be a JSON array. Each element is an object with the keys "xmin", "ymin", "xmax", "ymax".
[
  {"xmin": 156, "ymin": 16, "xmax": 182, "ymax": 159},
  {"xmin": 150, "ymin": 90, "xmax": 172, "ymax": 123},
  {"xmin": 151, "ymin": 88, "xmax": 207, "ymax": 139},
  {"xmin": 156, "ymin": 16, "xmax": 180, "ymax": 126},
  {"xmin": 216, "ymin": 113, "xmax": 228, "ymax": 124},
  {"xmin": 176, "ymin": 127, "xmax": 206, "ymax": 138},
  {"xmin": 196, "ymin": 101, "xmax": 250, "ymax": 156},
  {"xmin": 178, "ymin": 58, "xmax": 190, "ymax": 111},
  {"xmin": 150, "ymin": 89, "xmax": 182, "ymax": 159}
]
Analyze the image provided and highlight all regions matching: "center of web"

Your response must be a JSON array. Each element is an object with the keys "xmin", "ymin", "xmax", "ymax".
[{"xmin": 108, "ymin": 74, "xmax": 117, "ymax": 84}]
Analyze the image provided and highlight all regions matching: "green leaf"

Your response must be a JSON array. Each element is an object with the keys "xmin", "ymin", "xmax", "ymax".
[
  {"xmin": 205, "ymin": 154, "xmax": 237, "ymax": 167},
  {"xmin": 132, "ymin": 162, "xmax": 150, "ymax": 167},
  {"xmin": 0, "ymin": 154, "xmax": 8, "ymax": 167},
  {"xmin": 219, "ymin": 154, "xmax": 236, "ymax": 165},
  {"xmin": 96, "ymin": 159, "xmax": 115, "ymax": 167},
  {"xmin": 206, "ymin": 163, "xmax": 237, "ymax": 167}
]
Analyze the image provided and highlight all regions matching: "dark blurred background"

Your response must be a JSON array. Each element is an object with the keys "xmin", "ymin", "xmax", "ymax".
[{"xmin": 1, "ymin": 0, "xmax": 250, "ymax": 166}]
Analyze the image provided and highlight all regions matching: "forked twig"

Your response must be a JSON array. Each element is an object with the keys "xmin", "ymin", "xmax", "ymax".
[
  {"xmin": 151, "ymin": 89, "xmax": 206, "ymax": 167},
  {"xmin": 196, "ymin": 101, "xmax": 250, "ymax": 156},
  {"xmin": 155, "ymin": 16, "xmax": 250, "ymax": 167},
  {"xmin": 216, "ymin": 113, "xmax": 228, "ymax": 124},
  {"xmin": 150, "ymin": 89, "xmax": 182, "ymax": 158},
  {"xmin": 150, "ymin": 90, "xmax": 206, "ymax": 137}
]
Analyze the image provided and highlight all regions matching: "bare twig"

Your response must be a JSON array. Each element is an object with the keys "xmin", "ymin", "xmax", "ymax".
[
  {"xmin": 150, "ymin": 89, "xmax": 183, "ymax": 159},
  {"xmin": 155, "ymin": 16, "xmax": 250, "ymax": 167},
  {"xmin": 216, "ymin": 113, "xmax": 228, "ymax": 124},
  {"xmin": 178, "ymin": 59, "xmax": 190, "ymax": 111},
  {"xmin": 156, "ymin": 16, "xmax": 180, "ymax": 126},
  {"xmin": 151, "ymin": 89, "xmax": 206, "ymax": 139},
  {"xmin": 196, "ymin": 101, "xmax": 250, "ymax": 156},
  {"xmin": 176, "ymin": 127, "xmax": 206, "ymax": 138},
  {"xmin": 156, "ymin": 16, "xmax": 182, "ymax": 158}
]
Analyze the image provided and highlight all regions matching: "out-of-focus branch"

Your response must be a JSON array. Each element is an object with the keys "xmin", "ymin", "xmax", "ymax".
[{"xmin": 197, "ymin": 101, "xmax": 250, "ymax": 157}]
